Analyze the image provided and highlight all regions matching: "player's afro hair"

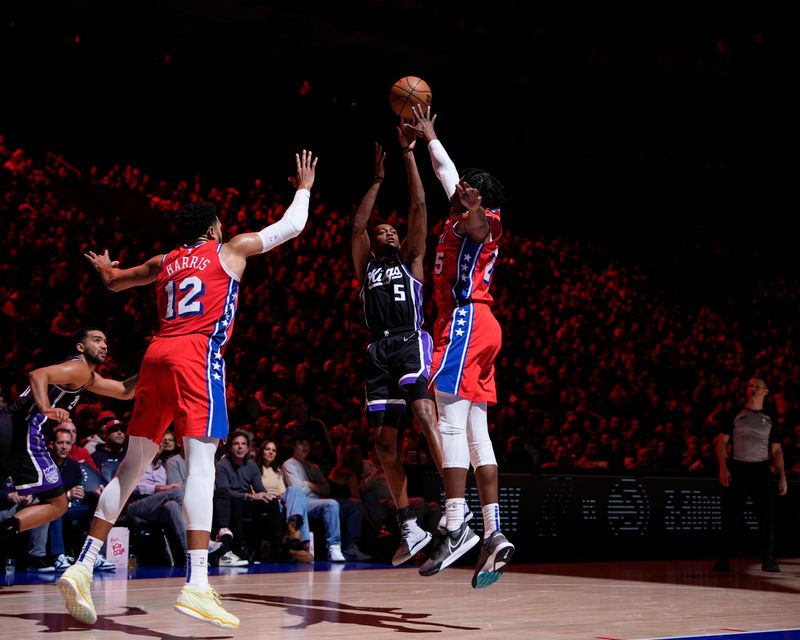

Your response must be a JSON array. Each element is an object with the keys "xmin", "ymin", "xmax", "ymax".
[{"xmin": 461, "ymin": 168, "xmax": 505, "ymax": 210}]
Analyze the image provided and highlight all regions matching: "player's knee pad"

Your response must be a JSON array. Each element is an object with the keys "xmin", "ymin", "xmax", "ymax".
[
  {"xmin": 183, "ymin": 436, "xmax": 218, "ymax": 531},
  {"xmin": 469, "ymin": 440, "xmax": 497, "ymax": 469},
  {"xmin": 436, "ymin": 391, "xmax": 470, "ymax": 469},
  {"xmin": 467, "ymin": 401, "xmax": 497, "ymax": 469}
]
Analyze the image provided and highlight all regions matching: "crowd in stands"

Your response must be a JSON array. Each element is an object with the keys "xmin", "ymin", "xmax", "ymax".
[
  {"xmin": 2, "ymin": 132, "xmax": 799, "ymax": 567},
  {"xmin": 3, "ymin": 136, "xmax": 800, "ymax": 475}
]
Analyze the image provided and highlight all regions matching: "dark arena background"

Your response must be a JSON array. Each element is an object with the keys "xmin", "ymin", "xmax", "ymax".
[{"xmin": 1, "ymin": 2, "xmax": 800, "ymax": 639}]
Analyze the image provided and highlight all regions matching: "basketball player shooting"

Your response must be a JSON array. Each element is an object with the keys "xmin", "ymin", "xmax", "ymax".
[{"xmin": 351, "ymin": 125, "xmax": 443, "ymax": 567}]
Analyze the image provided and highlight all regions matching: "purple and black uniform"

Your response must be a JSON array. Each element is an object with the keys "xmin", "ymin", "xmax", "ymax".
[
  {"xmin": 360, "ymin": 249, "xmax": 433, "ymax": 418},
  {"xmin": 0, "ymin": 357, "xmax": 85, "ymax": 499}
]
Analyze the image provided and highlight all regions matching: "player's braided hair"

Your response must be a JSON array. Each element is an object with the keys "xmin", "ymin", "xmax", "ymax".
[
  {"xmin": 461, "ymin": 168, "xmax": 505, "ymax": 210},
  {"xmin": 175, "ymin": 201, "xmax": 218, "ymax": 244}
]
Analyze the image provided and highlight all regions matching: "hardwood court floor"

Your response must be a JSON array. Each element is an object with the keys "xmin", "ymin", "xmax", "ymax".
[{"xmin": 0, "ymin": 558, "xmax": 798, "ymax": 639}]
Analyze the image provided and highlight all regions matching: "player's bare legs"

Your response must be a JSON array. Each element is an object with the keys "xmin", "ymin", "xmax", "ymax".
[{"xmin": 411, "ymin": 398, "xmax": 443, "ymax": 473}]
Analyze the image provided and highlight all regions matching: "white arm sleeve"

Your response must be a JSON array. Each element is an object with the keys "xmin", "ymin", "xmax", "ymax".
[
  {"xmin": 428, "ymin": 139, "xmax": 459, "ymax": 199},
  {"xmin": 256, "ymin": 188, "xmax": 310, "ymax": 253}
]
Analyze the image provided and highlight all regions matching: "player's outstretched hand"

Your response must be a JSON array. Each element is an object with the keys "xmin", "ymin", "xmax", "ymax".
[
  {"xmin": 397, "ymin": 119, "xmax": 417, "ymax": 152},
  {"xmin": 84, "ymin": 249, "xmax": 119, "ymax": 272},
  {"xmin": 455, "ymin": 179, "xmax": 482, "ymax": 215},
  {"xmin": 374, "ymin": 142, "xmax": 386, "ymax": 181},
  {"xmin": 405, "ymin": 105, "xmax": 438, "ymax": 142},
  {"xmin": 289, "ymin": 149, "xmax": 318, "ymax": 191}
]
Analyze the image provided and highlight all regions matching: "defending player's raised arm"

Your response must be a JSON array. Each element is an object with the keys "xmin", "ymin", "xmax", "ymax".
[
  {"xmin": 398, "ymin": 122, "xmax": 427, "ymax": 280},
  {"xmin": 352, "ymin": 143, "xmax": 385, "ymax": 282},
  {"xmin": 28, "ymin": 361, "xmax": 93, "ymax": 421},
  {"xmin": 223, "ymin": 150, "xmax": 318, "ymax": 266},
  {"xmin": 407, "ymin": 105, "xmax": 459, "ymax": 200},
  {"xmin": 87, "ymin": 373, "xmax": 138, "ymax": 401},
  {"xmin": 85, "ymin": 250, "xmax": 162, "ymax": 292}
]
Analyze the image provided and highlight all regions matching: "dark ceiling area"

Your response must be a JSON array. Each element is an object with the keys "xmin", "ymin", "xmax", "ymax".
[{"xmin": 2, "ymin": 2, "xmax": 798, "ymax": 247}]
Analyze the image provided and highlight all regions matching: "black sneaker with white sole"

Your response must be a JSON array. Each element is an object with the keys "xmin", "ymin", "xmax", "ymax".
[
  {"xmin": 418, "ymin": 523, "xmax": 479, "ymax": 577},
  {"xmin": 28, "ymin": 556, "xmax": 56, "ymax": 572},
  {"xmin": 471, "ymin": 531, "xmax": 515, "ymax": 589}
]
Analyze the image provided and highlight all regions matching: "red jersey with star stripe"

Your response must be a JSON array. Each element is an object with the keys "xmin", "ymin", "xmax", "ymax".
[
  {"xmin": 432, "ymin": 210, "xmax": 502, "ymax": 316},
  {"xmin": 155, "ymin": 241, "xmax": 239, "ymax": 349},
  {"xmin": 429, "ymin": 210, "xmax": 503, "ymax": 403}
]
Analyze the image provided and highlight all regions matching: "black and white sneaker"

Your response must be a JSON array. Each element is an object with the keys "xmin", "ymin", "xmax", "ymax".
[
  {"xmin": 218, "ymin": 551, "xmax": 249, "ymax": 567},
  {"xmin": 54, "ymin": 553, "xmax": 75, "ymax": 572},
  {"xmin": 471, "ymin": 531, "xmax": 515, "ymax": 589},
  {"xmin": 209, "ymin": 528, "xmax": 234, "ymax": 565},
  {"xmin": 392, "ymin": 519, "xmax": 432, "ymax": 566},
  {"xmin": 28, "ymin": 556, "xmax": 56, "ymax": 572},
  {"xmin": 418, "ymin": 523, "xmax": 479, "ymax": 577}
]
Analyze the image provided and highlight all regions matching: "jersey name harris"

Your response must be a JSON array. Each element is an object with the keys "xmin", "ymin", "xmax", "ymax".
[{"xmin": 165, "ymin": 255, "xmax": 212, "ymax": 277}]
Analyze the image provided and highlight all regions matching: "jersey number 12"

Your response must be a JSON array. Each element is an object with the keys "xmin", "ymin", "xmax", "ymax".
[{"xmin": 164, "ymin": 276, "xmax": 205, "ymax": 319}]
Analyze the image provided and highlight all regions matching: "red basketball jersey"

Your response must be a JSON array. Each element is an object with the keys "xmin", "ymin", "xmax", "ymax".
[
  {"xmin": 432, "ymin": 210, "xmax": 502, "ymax": 316},
  {"xmin": 155, "ymin": 241, "xmax": 239, "ymax": 348}
]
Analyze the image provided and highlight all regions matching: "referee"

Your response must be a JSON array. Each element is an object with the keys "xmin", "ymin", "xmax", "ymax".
[{"xmin": 715, "ymin": 377, "xmax": 787, "ymax": 572}]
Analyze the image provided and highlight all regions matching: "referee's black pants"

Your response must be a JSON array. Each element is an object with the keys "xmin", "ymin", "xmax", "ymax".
[{"xmin": 720, "ymin": 459, "xmax": 776, "ymax": 562}]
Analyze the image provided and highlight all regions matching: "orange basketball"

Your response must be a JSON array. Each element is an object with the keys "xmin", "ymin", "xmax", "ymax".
[{"xmin": 389, "ymin": 76, "xmax": 432, "ymax": 119}]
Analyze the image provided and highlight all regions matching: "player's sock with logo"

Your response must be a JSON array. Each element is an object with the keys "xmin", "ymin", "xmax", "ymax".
[
  {"xmin": 186, "ymin": 550, "xmax": 209, "ymax": 587},
  {"xmin": 482, "ymin": 503, "xmax": 500, "ymax": 539},
  {"xmin": 445, "ymin": 498, "xmax": 466, "ymax": 532},
  {"xmin": 75, "ymin": 536, "xmax": 103, "ymax": 571}
]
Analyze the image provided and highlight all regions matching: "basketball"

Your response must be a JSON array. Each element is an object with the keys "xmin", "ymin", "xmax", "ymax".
[{"xmin": 389, "ymin": 76, "xmax": 432, "ymax": 119}]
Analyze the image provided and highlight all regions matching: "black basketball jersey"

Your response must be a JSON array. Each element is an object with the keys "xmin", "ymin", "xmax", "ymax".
[
  {"xmin": 361, "ymin": 251, "xmax": 424, "ymax": 338},
  {"xmin": 9, "ymin": 356, "xmax": 86, "ymax": 426}
]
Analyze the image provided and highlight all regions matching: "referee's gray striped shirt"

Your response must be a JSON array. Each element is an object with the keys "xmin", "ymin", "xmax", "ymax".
[{"xmin": 727, "ymin": 409, "xmax": 776, "ymax": 463}]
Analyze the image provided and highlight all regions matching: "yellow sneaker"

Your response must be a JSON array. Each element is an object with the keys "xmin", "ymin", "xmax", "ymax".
[
  {"xmin": 174, "ymin": 584, "xmax": 240, "ymax": 629},
  {"xmin": 57, "ymin": 563, "xmax": 97, "ymax": 624}
]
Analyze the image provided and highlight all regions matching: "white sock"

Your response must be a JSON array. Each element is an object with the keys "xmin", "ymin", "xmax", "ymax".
[
  {"xmin": 76, "ymin": 535, "xmax": 103, "ymax": 571},
  {"xmin": 482, "ymin": 503, "xmax": 500, "ymax": 539},
  {"xmin": 439, "ymin": 500, "xmax": 472, "ymax": 528},
  {"xmin": 445, "ymin": 498, "xmax": 466, "ymax": 532},
  {"xmin": 186, "ymin": 550, "xmax": 209, "ymax": 587}
]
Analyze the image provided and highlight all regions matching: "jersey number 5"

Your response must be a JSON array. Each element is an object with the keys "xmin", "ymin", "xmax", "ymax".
[
  {"xmin": 164, "ymin": 276, "xmax": 206, "ymax": 320},
  {"xmin": 434, "ymin": 251, "xmax": 444, "ymax": 275}
]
